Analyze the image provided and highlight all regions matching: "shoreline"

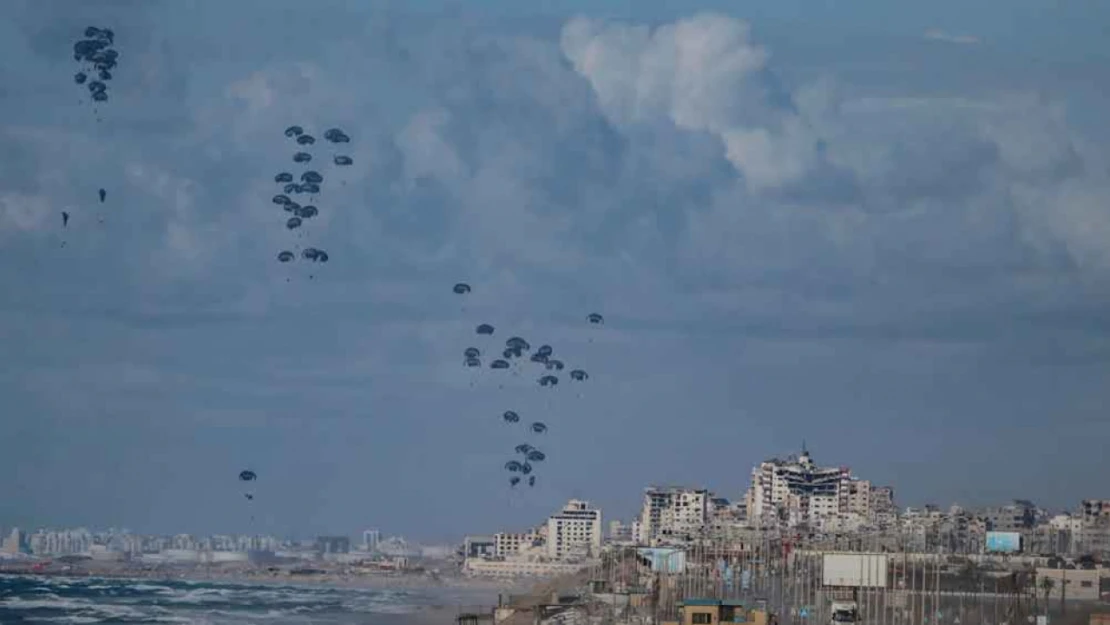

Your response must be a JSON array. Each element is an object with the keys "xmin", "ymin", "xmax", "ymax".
[{"xmin": 0, "ymin": 566, "xmax": 519, "ymax": 592}]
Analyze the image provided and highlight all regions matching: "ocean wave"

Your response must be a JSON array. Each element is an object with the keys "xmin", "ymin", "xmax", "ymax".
[{"xmin": 1, "ymin": 574, "xmax": 466, "ymax": 624}]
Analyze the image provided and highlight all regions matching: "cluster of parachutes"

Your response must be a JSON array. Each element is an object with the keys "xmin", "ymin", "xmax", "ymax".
[
  {"xmin": 453, "ymin": 283, "xmax": 604, "ymax": 489},
  {"xmin": 72, "ymin": 27, "xmax": 118, "ymax": 111},
  {"xmin": 65, "ymin": 27, "xmax": 117, "ymax": 228},
  {"xmin": 272, "ymin": 125, "xmax": 354, "ymax": 270}
]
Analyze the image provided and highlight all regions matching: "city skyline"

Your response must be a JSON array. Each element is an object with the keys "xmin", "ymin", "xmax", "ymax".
[{"xmin": 3, "ymin": 0, "xmax": 1110, "ymax": 542}]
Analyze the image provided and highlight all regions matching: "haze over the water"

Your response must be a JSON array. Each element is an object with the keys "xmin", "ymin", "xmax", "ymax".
[{"xmin": 2, "ymin": 0, "xmax": 1109, "ymax": 542}]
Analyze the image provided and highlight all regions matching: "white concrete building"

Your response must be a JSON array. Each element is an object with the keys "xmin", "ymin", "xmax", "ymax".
[
  {"xmin": 495, "ymin": 528, "xmax": 542, "ymax": 558},
  {"xmin": 546, "ymin": 499, "xmax": 602, "ymax": 560},
  {"xmin": 638, "ymin": 487, "xmax": 709, "ymax": 544},
  {"xmin": 746, "ymin": 447, "xmax": 886, "ymax": 529}
]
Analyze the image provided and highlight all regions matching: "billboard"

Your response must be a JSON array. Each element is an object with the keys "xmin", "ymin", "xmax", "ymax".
[
  {"xmin": 985, "ymin": 531, "xmax": 1022, "ymax": 553},
  {"xmin": 636, "ymin": 547, "xmax": 686, "ymax": 573},
  {"xmin": 822, "ymin": 553, "xmax": 888, "ymax": 588}
]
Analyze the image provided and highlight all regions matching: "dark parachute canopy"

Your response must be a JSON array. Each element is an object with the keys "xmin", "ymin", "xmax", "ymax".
[
  {"xmin": 296, "ymin": 205, "xmax": 319, "ymax": 219},
  {"xmin": 301, "ymin": 171, "xmax": 324, "ymax": 184},
  {"xmin": 570, "ymin": 369, "xmax": 589, "ymax": 381},
  {"xmin": 334, "ymin": 155, "xmax": 354, "ymax": 166},
  {"xmin": 283, "ymin": 183, "xmax": 301, "ymax": 194},
  {"xmin": 502, "ymin": 410, "xmax": 520, "ymax": 423},
  {"xmin": 530, "ymin": 353, "xmax": 549, "ymax": 365},
  {"xmin": 324, "ymin": 128, "xmax": 351, "ymax": 143},
  {"xmin": 520, "ymin": 463, "xmax": 533, "ymax": 475},
  {"xmin": 536, "ymin": 345, "xmax": 553, "ymax": 358},
  {"xmin": 465, "ymin": 357, "xmax": 481, "ymax": 368},
  {"xmin": 98, "ymin": 188, "xmax": 106, "ymax": 203},
  {"xmin": 239, "ymin": 470, "xmax": 257, "ymax": 482},
  {"xmin": 453, "ymin": 283, "xmax": 471, "ymax": 295},
  {"xmin": 588, "ymin": 312, "xmax": 604, "ymax": 325},
  {"xmin": 284, "ymin": 125, "xmax": 304, "ymax": 138},
  {"xmin": 293, "ymin": 152, "xmax": 312, "ymax": 163},
  {"xmin": 515, "ymin": 444, "xmax": 533, "ymax": 455},
  {"xmin": 275, "ymin": 172, "xmax": 293, "ymax": 183},
  {"xmin": 296, "ymin": 134, "xmax": 316, "ymax": 145},
  {"xmin": 538, "ymin": 375, "xmax": 558, "ymax": 387},
  {"xmin": 546, "ymin": 359, "xmax": 565, "ymax": 371},
  {"xmin": 528, "ymin": 476, "xmax": 536, "ymax": 487},
  {"xmin": 272, "ymin": 194, "xmax": 290, "ymax": 205},
  {"xmin": 490, "ymin": 359, "xmax": 510, "ymax": 370},
  {"xmin": 510, "ymin": 476, "xmax": 521, "ymax": 487},
  {"xmin": 476, "ymin": 323, "xmax": 494, "ymax": 335},
  {"xmin": 526, "ymin": 450, "xmax": 546, "ymax": 462},
  {"xmin": 277, "ymin": 251, "xmax": 294, "ymax": 263},
  {"xmin": 506, "ymin": 337, "xmax": 530, "ymax": 351},
  {"xmin": 531, "ymin": 422, "xmax": 548, "ymax": 434},
  {"xmin": 505, "ymin": 460, "xmax": 523, "ymax": 473},
  {"xmin": 286, "ymin": 217, "xmax": 302, "ymax": 230},
  {"xmin": 464, "ymin": 347, "xmax": 480, "ymax": 359},
  {"xmin": 302, "ymin": 247, "xmax": 329, "ymax": 262}
]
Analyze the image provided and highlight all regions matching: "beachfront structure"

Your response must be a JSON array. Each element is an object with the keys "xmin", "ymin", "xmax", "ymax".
[
  {"xmin": 361, "ymin": 529, "xmax": 381, "ymax": 552},
  {"xmin": 745, "ymin": 446, "xmax": 888, "ymax": 529},
  {"xmin": 639, "ymin": 487, "xmax": 711, "ymax": 544},
  {"xmin": 546, "ymin": 499, "xmax": 602, "ymax": 560},
  {"xmin": 495, "ymin": 527, "xmax": 543, "ymax": 558}
]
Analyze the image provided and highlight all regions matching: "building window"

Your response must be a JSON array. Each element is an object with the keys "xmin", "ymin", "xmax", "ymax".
[{"xmin": 692, "ymin": 613, "xmax": 713, "ymax": 624}]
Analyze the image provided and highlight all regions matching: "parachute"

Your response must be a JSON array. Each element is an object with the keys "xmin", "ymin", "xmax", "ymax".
[
  {"xmin": 62, "ymin": 211, "xmax": 70, "ymax": 227},
  {"xmin": 275, "ymin": 172, "xmax": 293, "ymax": 183},
  {"xmin": 510, "ymin": 476, "xmax": 521, "ymax": 488},
  {"xmin": 476, "ymin": 323, "xmax": 494, "ymax": 335},
  {"xmin": 286, "ymin": 217, "xmax": 302, "ymax": 230},
  {"xmin": 526, "ymin": 450, "xmax": 546, "ymax": 462},
  {"xmin": 505, "ymin": 461, "xmax": 523, "ymax": 473},
  {"xmin": 239, "ymin": 470, "xmax": 257, "ymax": 482},
  {"xmin": 293, "ymin": 152, "xmax": 312, "ymax": 163},
  {"xmin": 453, "ymin": 283, "xmax": 471, "ymax": 295},
  {"xmin": 570, "ymin": 369, "xmax": 589, "ymax": 381},
  {"xmin": 334, "ymin": 155, "xmax": 353, "ymax": 166},
  {"xmin": 277, "ymin": 251, "xmax": 294, "ymax": 263},
  {"xmin": 324, "ymin": 128, "xmax": 351, "ymax": 143},
  {"xmin": 490, "ymin": 359, "xmax": 510, "ymax": 370},
  {"xmin": 284, "ymin": 125, "xmax": 304, "ymax": 138},
  {"xmin": 538, "ymin": 375, "xmax": 558, "ymax": 387},
  {"xmin": 587, "ymin": 313, "xmax": 604, "ymax": 325},
  {"xmin": 464, "ymin": 347, "xmax": 480, "ymax": 359},
  {"xmin": 300, "ymin": 171, "xmax": 324, "ymax": 184},
  {"xmin": 296, "ymin": 134, "xmax": 316, "ymax": 146},
  {"xmin": 502, "ymin": 410, "xmax": 520, "ymax": 424},
  {"xmin": 531, "ymin": 422, "xmax": 548, "ymax": 434}
]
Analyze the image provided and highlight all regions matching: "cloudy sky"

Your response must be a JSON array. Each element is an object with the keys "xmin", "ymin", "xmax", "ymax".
[{"xmin": 2, "ymin": 0, "xmax": 1108, "ymax": 542}]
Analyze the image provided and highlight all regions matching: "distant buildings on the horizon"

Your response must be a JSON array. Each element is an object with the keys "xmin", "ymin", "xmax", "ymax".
[
  {"xmin": 459, "ymin": 444, "xmax": 1110, "ymax": 577},
  {"xmin": 5, "ymin": 445, "xmax": 1109, "ymax": 569}
]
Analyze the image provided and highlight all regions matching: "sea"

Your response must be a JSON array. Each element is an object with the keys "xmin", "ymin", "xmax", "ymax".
[{"xmin": 0, "ymin": 574, "xmax": 495, "ymax": 624}]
